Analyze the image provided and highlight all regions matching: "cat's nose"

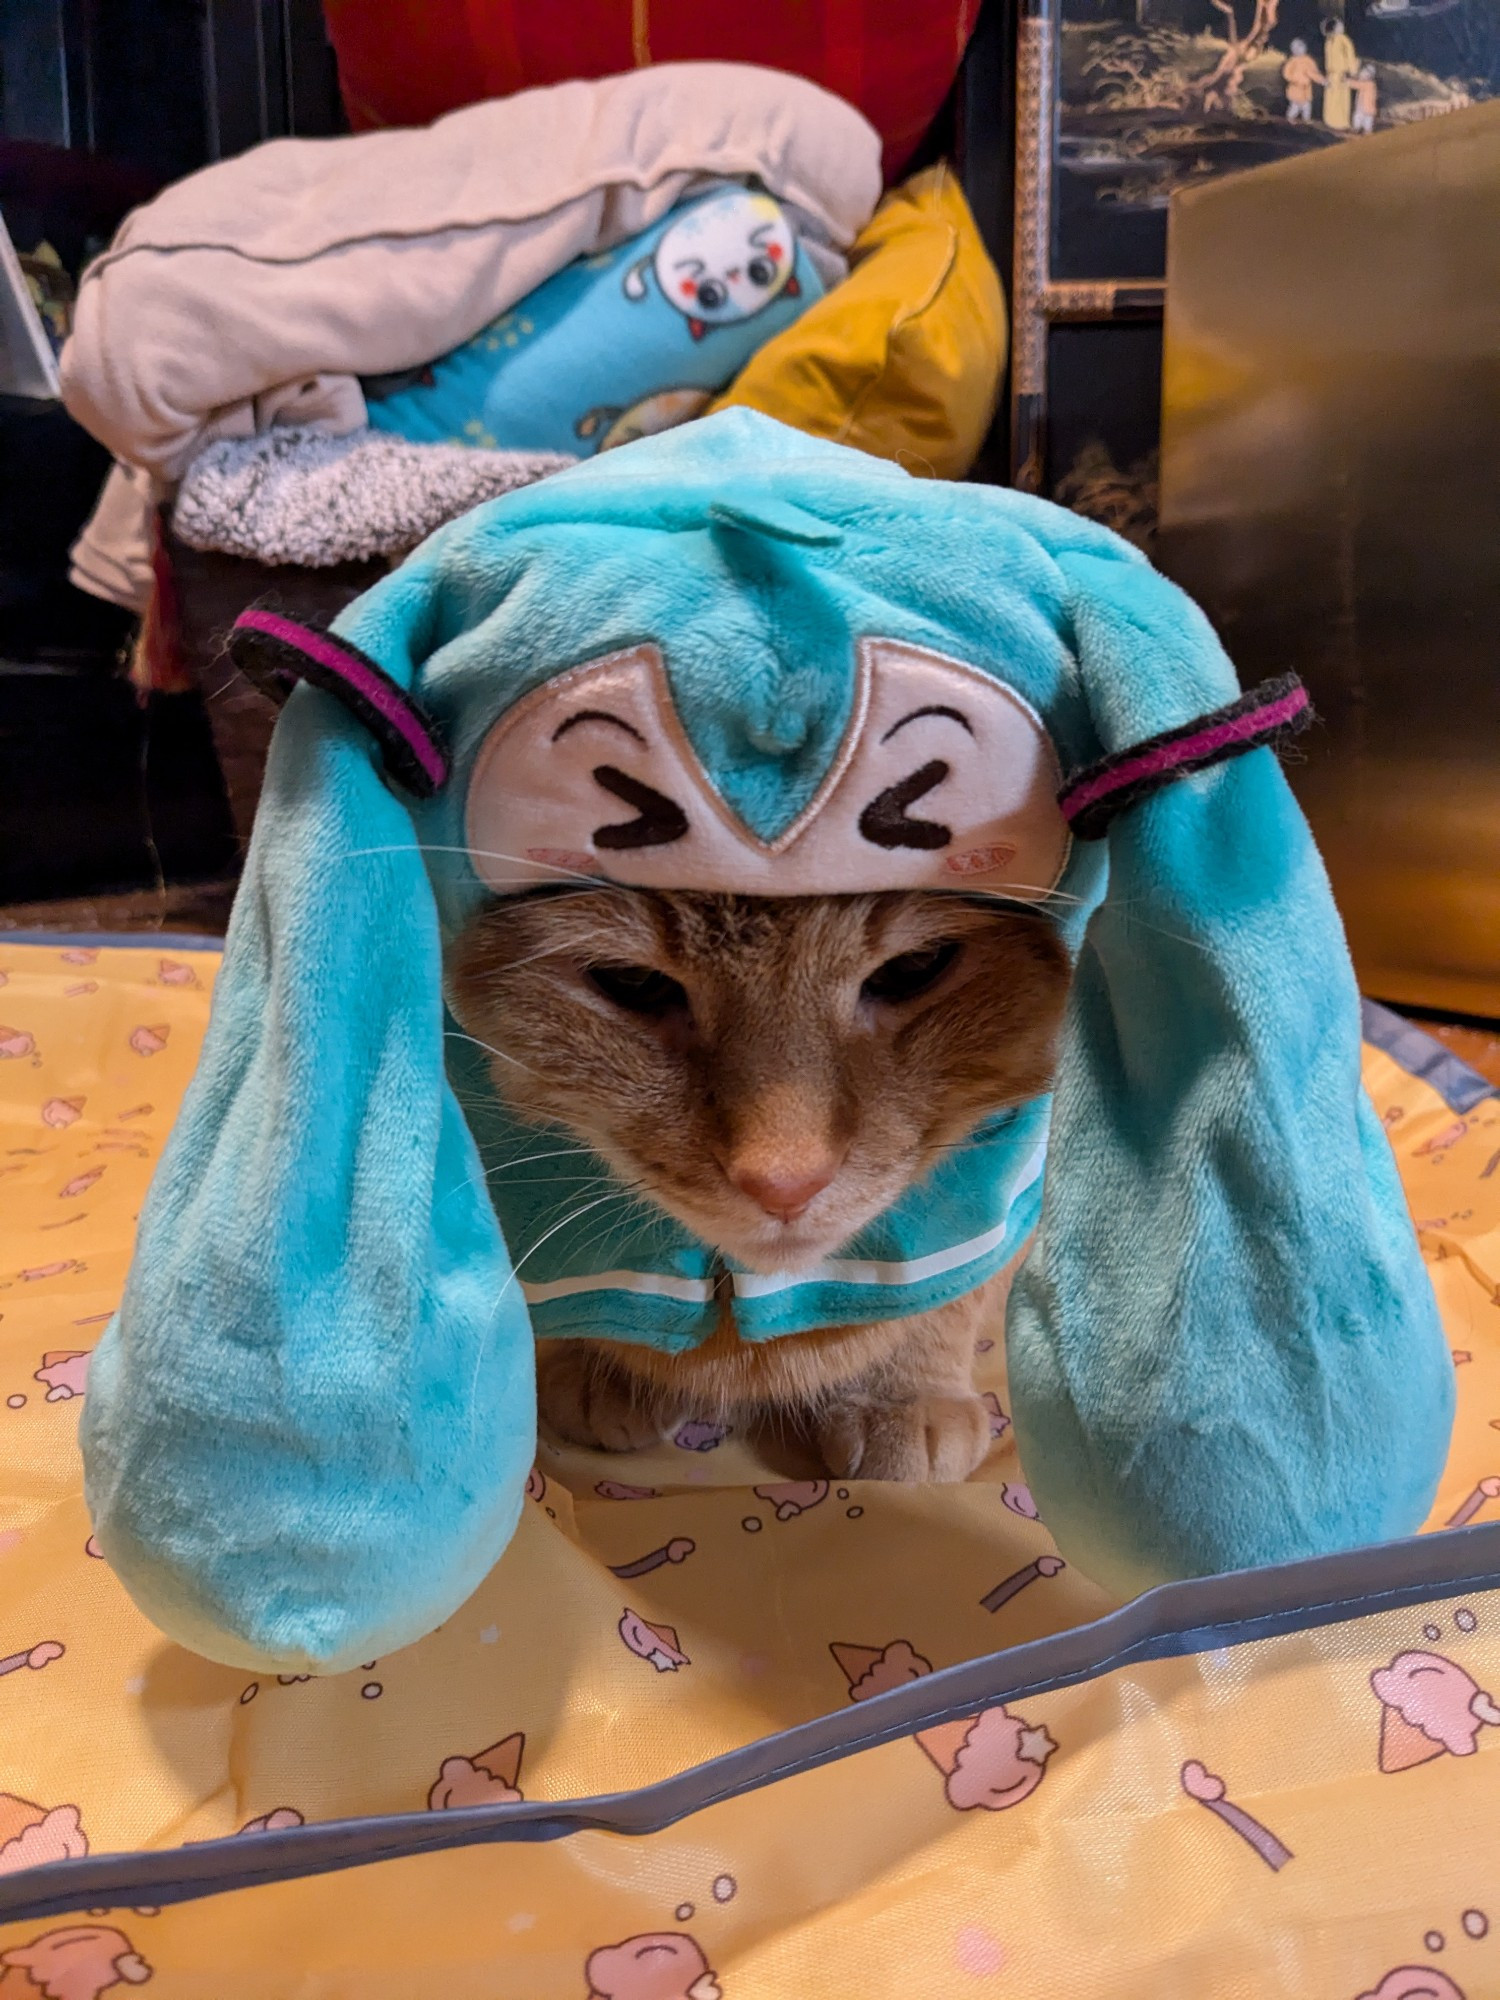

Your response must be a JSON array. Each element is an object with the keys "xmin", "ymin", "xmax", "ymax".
[{"xmin": 724, "ymin": 1151, "xmax": 843, "ymax": 1222}]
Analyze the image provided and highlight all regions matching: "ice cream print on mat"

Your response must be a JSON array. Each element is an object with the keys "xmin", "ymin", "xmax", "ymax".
[
  {"xmin": 34, "ymin": 1349, "xmax": 90, "ymax": 1402},
  {"xmin": 0, "ymin": 1639, "xmax": 63, "ymax": 1683},
  {"xmin": 753, "ymin": 1481, "xmax": 828, "ymax": 1522},
  {"xmin": 609, "ymin": 1538, "xmax": 696, "ymax": 1580},
  {"xmin": 0, "ymin": 1791, "xmax": 88, "ymax": 1874},
  {"xmin": 1446, "ymin": 1478, "xmax": 1500, "ymax": 1528},
  {"xmin": 465, "ymin": 641, "xmax": 1069, "ymax": 902},
  {"xmin": 584, "ymin": 1932, "xmax": 720, "ymax": 2000},
  {"xmin": 1371, "ymin": 1650, "xmax": 1500, "ymax": 1771},
  {"xmin": 830, "ymin": 1640, "xmax": 933, "ymax": 1702},
  {"xmin": 619, "ymin": 1609, "xmax": 691, "ymax": 1673},
  {"xmin": 1356, "ymin": 1909, "xmax": 1489, "ymax": 2000},
  {"xmin": 916, "ymin": 1706, "xmax": 1058, "ymax": 1812},
  {"xmin": 980, "ymin": 1553, "xmax": 1066, "ymax": 1613},
  {"xmin": 428, "ymin": 1732, "xmax": 525, "ymax": 1809},
  {"xmin": 1359, "ymin": 1971, "xmax": 1467, "ymax": 2000},
  {"xmin": 0, "ymin": 1925, "xmax": 152, "ymax": 1996},
  {"xmin": 623, "ymin": 188, "xmax": 798, "ymax": 339},
  {"xmin": 1179, "ymin": 1761, "xmax": 1293, "ymax": 1870}
]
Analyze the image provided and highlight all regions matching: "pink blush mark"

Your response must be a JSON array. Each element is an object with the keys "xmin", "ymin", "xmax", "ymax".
[
  {"xmin": 525, "ymin": 848, "xmax": 599, "ymax": 877},
  {"xmin": 955, "ymin": 1927, "xmax": 1005, "ymax": 1977},
  {"xmin": 944, "ymin": 844, "xmax": 1017, "ymax": 877}
]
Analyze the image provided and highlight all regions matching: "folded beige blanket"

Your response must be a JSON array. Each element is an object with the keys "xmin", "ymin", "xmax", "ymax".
[{"xmin": 63, "ymin": 63, "xmax": 880, "ymax": 611}]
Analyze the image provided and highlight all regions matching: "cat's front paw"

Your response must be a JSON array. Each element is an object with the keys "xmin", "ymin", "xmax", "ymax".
[
  {"xmin": 537, "ymin": 1343, "xmax": 670, "ymax": 1454},
  {"xmin": 817, "ymin": 1391, "xmax": 991, "ymax": 1484}
]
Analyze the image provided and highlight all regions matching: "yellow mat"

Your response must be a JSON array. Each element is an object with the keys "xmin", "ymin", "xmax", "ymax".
[{"xmin": 1, "ymin": 939, "xmax": 1498, "ymax": 1999}]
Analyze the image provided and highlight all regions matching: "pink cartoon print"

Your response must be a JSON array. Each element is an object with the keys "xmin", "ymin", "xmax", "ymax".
[
  {"xmin": 0, "ymin": 1029, "xmax": 37, "ymax": 1061},
  {"xmin": 981, "ymin": 1392, "xmax": 1009, "ymax": 1440},
  {"xmin": 1357, "ymin": 1972, "xmax": 1465, "ymax": 2000},
  {"xmin": 41, "ymin": 1100, "xmax": 83, "ymax": 1130},
  {"xmin": 34, "ymin": 1351, "xmax": 91, "ymax": 1402},
  {"xmin": 0, "ymin": 1794, "xmax": 87, "ymax": 1875},
  {"xmin": 525, "ymin": 1466, "xmax": 547, "ymax": 1503},
  {"xmin": 1001, "ymin": 1482, "xmax": 1038, "ymax": 1520},
  {"xmin": 0, "ymin": 1925, "xmax": 151, "ymax": 1998},
  {"xmin": 916, "ymin": 1705, "xmax": 1057, "ymax": 1811},
  {"xmin": 584, "ymin": 1933, "xmax": 720, "ymax": 2000},
  {"xmin": 673, "ymin": 1419, "xmax": 729, "ymax": 1453},
  {"xmin": 1371, "ymin": 1651, "xmax": 1500, "ymax": 1770},
  {"xmin": 596, "ymin": 1481, "xmax": 660, "ymax": 1501},
  {"xmin": 1446, "ymin": 1478, "xmax": 1500, "ymax": 1528},
  {"xmin": 58, "ymin": 950, "xmax": 97, "ymax": 966},
  {"xmin": 980, "ymin": 1553, "xmax": 1065, "ymax": 1613},
  {"xmin": 17, "ymin": 1263, "xmax": 84, "ymax": 1284},
  {"xmin": 610, "ymin": 1538, "xmax": 695, "ymax": 1580},
  {"xmin": 57, "ymin": 1171, "xmax": 103, "ymax": 1201},
  {"xmin": 619, "ymin": 1609, "xmax": 690, "ymax": 1673},
  {"xmin": 1416, "ymin": 1121, "xmax": 1467, "ymax": 1158},
  {"xmin": 155, "ymin": 960, "xmax": 197, "ymax": 987},
  {"xmin": 0, "ymin": 1641, "xmax": 64, "ymax": 1681},
  {"xmin": 428, "ymin": 1733, "xmax": 525, "ymax": 1809},
  {"xmin": 1180, "ymin": 1760, "xmax": 1292, "ymax": 1870},
  {"xmin": 830, "ymin": 1640, "xmax": 932, "ymax": 1702},
  {"xmin": 752, "ymin": 1480, "xmax": 828, "ymax": 1521},
  {"xmin": 237, "ymin": 1808, "xmax": 304, "ymax": 1834},
  {"xmin": 127, "ymin": 1027, "xmax": 168, "ymax": 1058}
]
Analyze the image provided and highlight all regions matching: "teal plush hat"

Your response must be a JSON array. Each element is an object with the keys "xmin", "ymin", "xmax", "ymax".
[{"xmin": 79, "ymin": 411, "xmax": 1453, "ymax": 1671}]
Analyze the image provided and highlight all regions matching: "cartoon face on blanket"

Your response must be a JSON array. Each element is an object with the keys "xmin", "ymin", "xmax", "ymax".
[
  {"xmin": 365, "ymin": 189, "xmax": 822, "ymax": 460},
  {"xmin": 78, "ymin": 411, "xmax": 1453, "ymax": 1674},
  {"xmin": 624, "ymin": 188, "xmax": 800, "ymax": 335}
]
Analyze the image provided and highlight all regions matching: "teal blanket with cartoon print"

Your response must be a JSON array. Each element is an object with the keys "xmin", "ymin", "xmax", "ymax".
[{"xmin": 365, "ymin": 187, "xmax": 823, "ymax": 458}]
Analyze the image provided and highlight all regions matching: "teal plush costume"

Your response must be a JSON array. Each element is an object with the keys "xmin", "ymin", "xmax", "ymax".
[{"xmin": 79, "ymin": 411, "xmax": 1454, "ymax": 1672}]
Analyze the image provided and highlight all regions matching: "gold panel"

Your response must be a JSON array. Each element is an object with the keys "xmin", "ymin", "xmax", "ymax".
[{"xmin": 1158, "ymin": 101, "xmax": 1500, "ymax": 1018}]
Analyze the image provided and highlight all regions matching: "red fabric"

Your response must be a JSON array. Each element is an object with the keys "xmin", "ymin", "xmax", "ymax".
[
  {"xmin": 321, "ymin": 0, "xmax": 977, "ymax": 184},
  {"xmin": 132, "ymin": 511, "xmax": 191, "ymax": 696}
]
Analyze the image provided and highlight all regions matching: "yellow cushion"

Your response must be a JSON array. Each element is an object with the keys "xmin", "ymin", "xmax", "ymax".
[{"xmin": 709, "ymin": 163, "xmax": 1006, "ymax": 480}]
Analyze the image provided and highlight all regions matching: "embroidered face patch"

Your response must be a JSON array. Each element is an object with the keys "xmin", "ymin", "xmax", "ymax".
[{"xmin": 464, "ymin": 640, "xmax": 1071, "ymax": 899}]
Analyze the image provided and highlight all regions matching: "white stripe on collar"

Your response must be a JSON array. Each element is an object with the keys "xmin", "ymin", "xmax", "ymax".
[{"xmin": 517, "ymin": 1139, "xmax": 1046, "ymax": 1307}]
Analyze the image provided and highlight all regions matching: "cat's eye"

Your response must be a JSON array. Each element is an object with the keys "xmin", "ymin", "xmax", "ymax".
[
  {"xmin": 586, "ymin": 963, "xmax": 690, "ymax": 1018},
  {"xmin": 860, "ymin": 939, "xmax": 962, "ymax": 1007}
]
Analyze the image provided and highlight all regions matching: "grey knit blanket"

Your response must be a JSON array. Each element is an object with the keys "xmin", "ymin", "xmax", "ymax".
[{"xmin": 171, "ymin": 425, "xmax": 575, "ymax": 567}]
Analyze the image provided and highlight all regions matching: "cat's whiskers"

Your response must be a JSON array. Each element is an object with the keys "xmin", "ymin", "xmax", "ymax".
[
  {"xmin": 465, "ymin": 1188, "xmax": 648, "ymax": 1434},
  {"xmin": 334, "ymin": 841, "xmax": 605, "ymax": 888},
  {"xmin": 482, "ymin": 1144, "xmax": 597, "ymax": 1175},
  {"xmin": 443, "ymin": 1027, "xmax": 541, "ymax": 1079}
]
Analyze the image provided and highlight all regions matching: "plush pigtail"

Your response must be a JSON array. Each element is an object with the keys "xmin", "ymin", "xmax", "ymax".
[
  {"xmin": 81, "ymin": 618, "xmax": 534, "ymax": 1673},
  {"xmin": 1006, "ymin": 549, "xmax": 1453, "ymax": 1595}
]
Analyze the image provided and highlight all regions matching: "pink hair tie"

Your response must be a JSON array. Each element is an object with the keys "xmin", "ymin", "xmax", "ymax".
[
  {"xmin": 230, "ymin": 607, "xmax": 449, "ymax": 798},
  {"xmin": 1058, "ymin": 674, "xmax": 1312, "ymax": 839}
]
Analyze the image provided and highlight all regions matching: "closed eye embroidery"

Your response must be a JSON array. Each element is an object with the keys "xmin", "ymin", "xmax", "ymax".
[
  {"xmin": 880, "ymin": 705, "xmax": 974, "ymax": 744},
  {"xmin": 552, "ymin": 709, "xmax": 646, "ymax": 745},
  {"xmin": 591, "ymin": 766, "xmax": 690, "ymax": 849},
  {"xmin": 858, "ymin": 761, "xmax": 952, "ymax": 850}
]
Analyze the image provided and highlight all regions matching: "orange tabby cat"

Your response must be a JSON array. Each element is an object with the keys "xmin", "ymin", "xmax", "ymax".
[{"xmin": 447, "ymin": 889, "xmax": 1069, "ymax": 1482}]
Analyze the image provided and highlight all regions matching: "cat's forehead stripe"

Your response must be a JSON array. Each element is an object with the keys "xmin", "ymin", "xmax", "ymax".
[{"xmin": 464, "ymin": 639, "xmax": 1071, "ymax": 901}]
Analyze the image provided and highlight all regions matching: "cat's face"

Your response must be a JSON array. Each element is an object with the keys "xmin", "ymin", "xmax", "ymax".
[{"xmin": 447, "ymin": 889, "xmax": 1070, "ymax": 1275}]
